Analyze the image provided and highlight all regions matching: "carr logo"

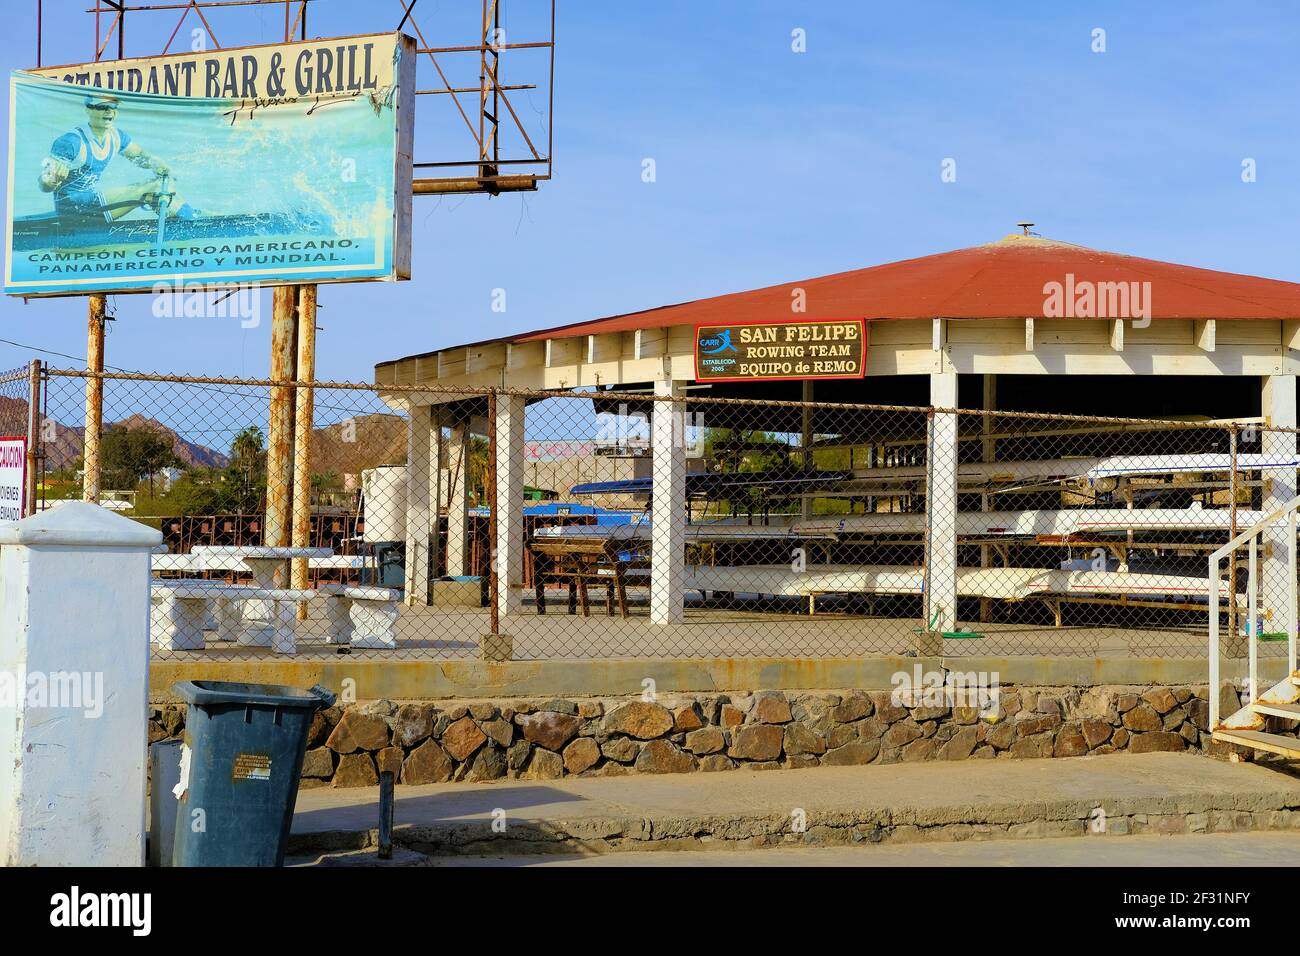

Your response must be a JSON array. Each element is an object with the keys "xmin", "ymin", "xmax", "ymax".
[{"xmin": 698, "ymin": 329, "xmax": 737, "ymax": 354}]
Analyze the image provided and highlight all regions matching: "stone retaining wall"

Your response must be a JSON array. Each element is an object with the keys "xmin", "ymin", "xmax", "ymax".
[{"xmin": 149, "ymin": 683, "xmax": 1243, "ymax": 788}]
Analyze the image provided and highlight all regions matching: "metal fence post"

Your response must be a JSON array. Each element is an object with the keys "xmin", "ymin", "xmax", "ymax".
[
  {"xmin": 487, "ymin": 387, "xmax": 499, "ymax": 636},
  {"xmin": 24, "ymin": 359, "xmax": 41, "ymax": 516},
  {"xmin": 1228, "ymin": 426, "xmax": 1239, "ymax": 643}
]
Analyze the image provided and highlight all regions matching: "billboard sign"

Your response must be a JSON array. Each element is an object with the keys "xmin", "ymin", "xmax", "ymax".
[
  {"xmin": 694, "ymin": 318, "xmax": 867, "ymax": 382},
  {"xmin": 0, "ymin": 436, "xmax": 26, "ymax": 522},
  {"xmin": 6, "ymin": 33, "xmax": 415, "ymax": 297}
]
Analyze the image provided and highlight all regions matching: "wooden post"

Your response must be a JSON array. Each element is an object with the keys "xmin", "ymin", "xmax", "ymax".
[
  {"xmin": 82, "ymin": 295, "xmax": 106, "ymax": 503},
  {"xmin": 25, "ymin": 359, "xmax": 40, "ymax": 516},
  {"xmin": 291, "ymin": 285, "xmax": 317, "ymax": 616},
  {"xmin": 265, "ymin": 286, "xmax": 298, "ymax": 550}
]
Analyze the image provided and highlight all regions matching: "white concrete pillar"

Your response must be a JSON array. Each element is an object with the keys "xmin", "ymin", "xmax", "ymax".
[
  {"xmin": 800, "ymin": 381, "xmax": 814, "ymax": 521},
  {"xmin": 979, "ymin": 374, "xmax": 996, "ymax": 623},
  {"xmin": 925, "ymin": 372, "xmax": 959, "ymax": 634},
  {"xmin": 1262, "ymin": 375, "xmax": 1297, "ymax": 639},
  {"xmin": 404, "ymin": 403, "xmax": 433, "ymax": 607},
  {"xmin": 442, "ymin": 414, "xmax": 472, "ymax": 578},
  {"xmin": 495, "ymin": 394, "xmax": 526, "ymax": 616},
  {"xmin": 0, "ymin": 502, "xmax": 161, "ymax": 866},
  {"xmin": 651, "ymin": 380, "xmax": 686, "ymax": 624}
]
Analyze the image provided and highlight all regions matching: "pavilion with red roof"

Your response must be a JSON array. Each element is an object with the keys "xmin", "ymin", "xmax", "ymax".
[{"xmin": 376, "ymin": 232, "xmax": 1300, "ymax": 637}]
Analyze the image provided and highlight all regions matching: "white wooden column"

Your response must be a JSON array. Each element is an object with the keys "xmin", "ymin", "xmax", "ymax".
[
  {"xmin": 651, "ymin": 379, "xmax": 686, "ymax": 624},
  {"xmin": 495, "ymin": 394, "xmax": 526, "ymax": 616},
  {"xmin": 442, "ymin": 415, "xmax": 472, "ymax": 578},
  {"xmin": 0, "ymin": 502, "xmax": 161, "ymax": 865},
  {"xmin": 925, "ymin": 371, "xmax": 959, "ymax": 634},
  {"xmin": 1262, "ymin": 375, "xmax": 1297, "ymax": 640},
  {"xmin": 404, "ymin": 402, "xmax": 434, "ymax": 606}
]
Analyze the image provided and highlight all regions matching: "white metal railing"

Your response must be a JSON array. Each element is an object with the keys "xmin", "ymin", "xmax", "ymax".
[{"xmin": 1208, "ymin": 493, "xmax": 1300, "ymax": 729}]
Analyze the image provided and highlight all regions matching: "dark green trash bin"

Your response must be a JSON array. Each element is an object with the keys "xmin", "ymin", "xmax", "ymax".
[{"xmin": 171, "ymin": 680, "xmax": 335, "ymax": 867}]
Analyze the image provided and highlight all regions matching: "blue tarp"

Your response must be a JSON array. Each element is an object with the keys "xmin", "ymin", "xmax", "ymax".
[
  {"xmin": 469, "ymin": 502, "xmax": 642, "ymax": 525},
  {"xmin": 569, "ymin": 471, "xmax": 854, "ymax": 497}
]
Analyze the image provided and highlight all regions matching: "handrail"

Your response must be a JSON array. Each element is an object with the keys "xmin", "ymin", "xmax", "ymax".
[
  {"xmin": 1211, "ymin": 493, "xmax": 1300, "ymax": 562},
  {"xmin": 1209, "ymin": 494, "xmax": 1300, "ymax": 729}
]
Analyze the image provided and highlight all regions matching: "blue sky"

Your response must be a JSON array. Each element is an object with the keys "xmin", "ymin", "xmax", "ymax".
[{"xmin": 1, "ymin": 0, "xmax": 1298, "ymax": 381}]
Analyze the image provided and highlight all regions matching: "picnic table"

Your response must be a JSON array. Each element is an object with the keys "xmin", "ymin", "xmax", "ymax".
[
  {"xmin": 184, "ymin": 545, "xmax": 331, "ymax": 651},
  {"xmin": 529, "ymin": 536, "xmax": 649, "ymax": 618},
  {"xmin": 189, "ymin": 545, "xmax": 333, "ymax": 589},
  {"xmin": 150, "ymin": 545, "xmax": 402, "ymax": 653}
]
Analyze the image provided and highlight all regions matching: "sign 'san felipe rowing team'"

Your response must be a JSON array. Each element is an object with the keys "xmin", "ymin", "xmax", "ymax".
[{"xmin": 694, "ymin": 319, "xmax": 867, "ymax": 382}]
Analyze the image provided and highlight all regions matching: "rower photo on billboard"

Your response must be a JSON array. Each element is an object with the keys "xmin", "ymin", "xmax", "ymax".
[{"xmin": 4, "ymin": 33, "xmax": 415, "ymax": 297}]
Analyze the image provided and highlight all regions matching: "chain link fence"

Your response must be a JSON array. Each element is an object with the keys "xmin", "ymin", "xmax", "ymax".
[
  {"xmin": 0, "ymin": 367, "xmax": 31, "ymax": 437},
  {"xmin": 26, "ymin": 367, "xmax": 1300, "ymax": 664}
]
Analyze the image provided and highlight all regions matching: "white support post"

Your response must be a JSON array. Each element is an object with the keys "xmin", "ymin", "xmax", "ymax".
[
  {"xmin": 495, "ymin": 394, "xmax": 525, "ymax": 616},
  {"xmin": 443, "ymin": 414, "xmax": 472, "ymax": 578},
  {"xmin": 979, "ymin": 374, "xmax": 996, "ymax": 623},
  {"xmin": 403, "ymin": 403, "xmax": 433, "ymax": 607},
  {"xmin": 1261, "ymin": 375, "xmax": 1297, "ymax": 643},
  {"xmin": 651, "ymin": 380, "xmax": 686, "ymax": 624},
  {"xmin": 0, "ymin": 502, "xmax": 161, "ymax": 866},
  {"xmin": 925, "ymin": 371, "xmax": 959, "ymax": 635},
  {"xmin": 800, "ymin": 381, "xmax": 814, "ymax": 521}
]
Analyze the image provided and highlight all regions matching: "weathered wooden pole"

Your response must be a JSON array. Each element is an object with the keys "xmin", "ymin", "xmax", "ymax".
[
  {"xmin": 265, "ymin": 286, "xmax": 298, "ymax": 550},
  {"xmin": 82, "ymin": 294, "xmax": 106, "ymax": 503},
  {"xmin": 291, "ymin": 285, "xmax": 317, "ymax": 616}
]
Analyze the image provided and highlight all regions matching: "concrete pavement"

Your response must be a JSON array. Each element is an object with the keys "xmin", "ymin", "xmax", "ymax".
[
  {"xmin": 289, "ymin": 751, "xmax": 1300, "ymax": 857},
  {"xmin": 292, "ymin": 830, "xmax": 1300, "ymax": 867}
]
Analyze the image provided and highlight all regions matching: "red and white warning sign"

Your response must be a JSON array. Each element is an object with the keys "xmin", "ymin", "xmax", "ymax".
[{"xmin": 0, "ymin": 436, "xmax": 27, "ymax": 523}]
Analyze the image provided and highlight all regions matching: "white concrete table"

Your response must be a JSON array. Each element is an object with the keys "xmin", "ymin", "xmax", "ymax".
[
  {"xmin": 149, "ymin": 578, "xmax": 312, "ymax": 653},
  {"xmin": 190, "ymin": 545, "xmax": 333, "ymax": 588},
  {"xmin": 318, "ymin": 583, "xmax": 403, "ymax": 649},
  {"xmin": 189, "ymin": 545, "xmax": 331, "ymax": 649}
]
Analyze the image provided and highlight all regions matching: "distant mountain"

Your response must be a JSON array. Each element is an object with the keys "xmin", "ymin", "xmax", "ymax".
[
  {"xmin": 0, "ymin": 397, "xmax": 228, "ymax": 471},
  {"xmin": 310, "ymin": 413, "xmax": 407, "ymax": 477},
  {"xmin": 0, "ymin": 396, "xmax": 405, "ymax": 478},
  {"xmin": 110, "ymin": 414, "xmax": 230, "ymax": 469}
]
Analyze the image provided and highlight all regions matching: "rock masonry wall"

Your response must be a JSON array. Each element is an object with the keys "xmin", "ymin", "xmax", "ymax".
[{"xmin": 148, "ymin": 682, "xmax": 1244, "ymax": 788}]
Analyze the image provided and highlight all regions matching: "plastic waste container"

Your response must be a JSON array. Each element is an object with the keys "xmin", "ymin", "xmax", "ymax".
[{"xmin": 171, "ymin": 680, "xmax": 335, "ymax": 866}]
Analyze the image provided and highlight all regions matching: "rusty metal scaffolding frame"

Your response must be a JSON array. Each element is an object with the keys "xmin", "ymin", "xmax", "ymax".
[{"xmin": 34, "ymin": 0, "xmax": 554, "ymax": 194}]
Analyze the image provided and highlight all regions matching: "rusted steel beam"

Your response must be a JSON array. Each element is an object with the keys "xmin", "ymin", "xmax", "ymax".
[
  {"xmin": 291, "ymin": 284, "xmax": 317, "ymax": 616},
  {"xmin": 265, "ymin": 285, "xmax": 297, "ymax": 547},
  {"xmin": 85, "ymin": 0, "xmax": 298, "ymax": 11},
  {"xmin": 412, "ymin": 175, "xmax": 537, "ymax": 195},
  {"xmin": 418, "ymin": 83, "xmax": 534, "ymax": 95},
  {"xmin": 82, "ymin": 295, "xmax": 106, "ymax": 503}
]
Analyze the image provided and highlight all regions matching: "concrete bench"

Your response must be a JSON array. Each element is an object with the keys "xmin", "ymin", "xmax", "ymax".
[
  {"xmin": 150, "ymin": 579, "xmax": 223, "ymax": 651},
  {"xmin": 319, "ymin": 583, "xmax": 402, "ymax": 649},
  {"xmin": 150, "ymin": 579, "xmax": 315, "ymax": 654}
]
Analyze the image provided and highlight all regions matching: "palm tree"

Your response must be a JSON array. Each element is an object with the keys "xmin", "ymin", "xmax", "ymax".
[{"xmin": 226, "ymin": 426, "xmax": 266, "ymax": 513}]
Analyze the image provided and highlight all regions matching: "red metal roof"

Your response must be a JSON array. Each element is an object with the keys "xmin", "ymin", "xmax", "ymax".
[{"xmin": 509, "ymin": 235, "xmax": 1300, "ymax": 343}]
